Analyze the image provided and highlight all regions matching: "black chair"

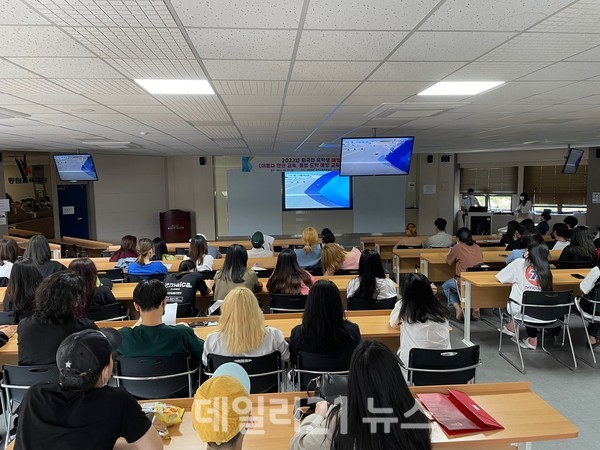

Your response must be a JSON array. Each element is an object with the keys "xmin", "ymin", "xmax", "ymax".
[
  {"xmin": 269, "ymin": 294, "xmax": 308, "ymax": 313},
  {"xmin": 575, "ymin": 287, "xmax": 600, "ymax": 367},
  {"xmin": 114, "ymin": 354, "xmax": 198, "ymax": 399},
  {"xmin": 97, "ymin": 268, "xmax": 126, "ymax": 283},
  {"xmin": 0, "ymin": 311, "xmax": 16, "ymax": 325},
  {"xmin": 205, "ymin": 352, "xmax": 284, "ymax": 393},
  {"xmin": 1, "ymin": 364, "xmax": 59, "ymax": 446},
  {"xmin": 0, "ymin": 277, "xmax": 9, "ymax": 287},
  {"xmin": 499, "ymin": 290, "xmax": 575, "ymax": 373},
  {"xmin": 273, "ymin": 245, "xmax": 283, "ymax": 253},
  {"xmin": 395, "ymin": 244, "xmax": 421, "ymax": 249},
  {"xmin": 556, "ymin": 260, "xmax": 595, "ymax": 270},
  {"xmin": 199, "ymin": 270, "xmax": 217, "ymax": 280},
  {"xmin": 218, "ymin": 246, "xmax": 229, "ymax": 254},
  {"xmin": 100, "ymin": 250, "xmax": 113, "ymax": 257},
  {"xmin": 405, "ymin": 346, "xmax": 481, "ymax": 386},
  {"xmin": 306, "ymin": 267, "xmax": 323, "ymax": 276},
  {"xmin": 175, "ymin": 248, "xmax": 189, "ymax": 256},
  {"xmin": 466, "ymin": 263, "xmax": 506, "ymax": 272},
  {"xmin": 128, "ymin": 273, "xmax": 166, "ymax": 282},
  {"xmin": 333, "ymin": 269, "xmax": 359, "ymax": 276},
  {"xmin": 85, "ymin": 303, "xmax": 129, "ymax": 321},
  {"xmin": 172, "ymin": 302, "xmax": 194, "ymax": 318},
  {"xmin": 254, "ymin": 268, "xmax": 274, "ymax": 279},
  {"xmin": 293, "ymin": 351, "xmax": 352, "ymax": 390},
  {"xmin": 347, "ymin": 296, "xmax": 397, "ymax": 311}
]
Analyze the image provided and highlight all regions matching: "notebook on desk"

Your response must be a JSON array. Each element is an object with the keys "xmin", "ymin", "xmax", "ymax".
[{"xmin": 417, "ymin": 389, "xmax": 503, "ymax": 436}]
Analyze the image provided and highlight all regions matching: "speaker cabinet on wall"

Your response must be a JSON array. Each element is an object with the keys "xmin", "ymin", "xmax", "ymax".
[
  {"xmin": 199, "ymin": 157, "xmax": 206, "ymax": 166},
  {"xmin": 426, "ymin": 155, "xmax": 433, "ymax": 163}
]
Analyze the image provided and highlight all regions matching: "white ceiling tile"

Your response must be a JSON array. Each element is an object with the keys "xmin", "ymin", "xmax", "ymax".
[
  {"xmin": 390, "ymin": 32, "xmax": 515, "ymax": 61},
  {"xmin": 292, "ymin": 61, "xmax": 378, "ymax": 81},
  {"xmin": 352, "ymin": 81, "xmax": 430, "ymax": 96},
  {"xmin": 0, "ymin": 26, "xmax": 92, "ymax": 56},
  {"xmin": 370, "ymin": 61, "xmax": 466, "ymax": 81},
  {"xmin": 107, "ymin": 59, "xmax": 207, "ymax": 79},
  {"xmin": 528, "ymin": 0, "xmax": 600, "ymax": 34},
  {"xmin": 189, "ymin": 29, "xmax": 296, "ymax": 60},
  {"xmin": 516, "ymin": 81, "xmax": 600, "ymax": 104},
  {"xmin": 421, "ymin": 0, "xmax": 573, "ymax": 31},
  {"xmin": 568, "ymin": 45, "xmax": 600, "ymax": 62},
  {"xmin": 228, "ymin": 105, "xmax": 281, "ymax": 114},
  {"xmin": 343, "ymin": 95, "xmax": 411, "ymax": 106},
  {"xmin": 284, "ymin": 95, "xmax": 346, "ymax": 106},
  {"xmin": 0, "ymin": 1, "xmax": 50, "ymax": 25},
  {"xmin": 0, "ymin": 59, "xmax": 39, "ymax": 78},
  {"xmin": 173, "ymin": 0, "xmax": 303, "ymax": 28},
  {"xmin": 196, "ymin": 126, "xmax": 241, "ymax": 139},
  {"xmin": 108, "ymin": 105, "xmax": 173, "ymax": 114},
  {"xmin": 287, "ymin": 81, "xmax": 359, "ymax": 96},
  {"xmin": 86, "ymin": 94, "xmax": 161, "ymax": 106},
  {"xmin": 297, "ymin": 31, "xmax": 408, "ymax": 61},
  {"xmin": 51, "ymin": 79, "xmax": 145, "ymax": 95},
  {"xmin": 221, "ymin": 95, "xmax": 283, "ymax": 106},
  {"xmin": 519, "ymin": 62, "xmax": 600, "ymax": 81},
  {"xmin": 213, "ymin": 81, "xmax": 286, "ymax": 96},
  {"xmin": 204, "ymin": 60, "xmax": 290, "ymax": 80},
  {"xmin": 8, "ymin": 57, "xmax": 124, "ymax": 78},
  {"xmin": 445, "ymin": 62, "xmax": 552, "ymax": 81},
  {"xmin": 11, "ymin": 93, "xmax": 98, "ymax": 105},
  {"xmin": 0, "ymin": 78, "xmax": 70, "ymax": 95},
  {"xmin": 304, "ymin": 0, "xmax": 440, "ymax": 30}
]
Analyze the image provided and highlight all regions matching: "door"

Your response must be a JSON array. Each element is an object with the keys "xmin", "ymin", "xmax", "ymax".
[{"xmin": 57, "ymin": 184, "xmax": 89, "ymax": 239}]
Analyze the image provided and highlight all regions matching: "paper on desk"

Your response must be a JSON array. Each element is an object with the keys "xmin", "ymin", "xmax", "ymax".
[
  {"xmin": 163, "ymin": 263, "xmax": 172, "ymax": 270},
  {"xmin": 208, "ymin": 300, "xmax": 224, "ymax": 315},
  {"xmin": 162, "ymin": 303, "xmax": 177, "ymax": 325}
]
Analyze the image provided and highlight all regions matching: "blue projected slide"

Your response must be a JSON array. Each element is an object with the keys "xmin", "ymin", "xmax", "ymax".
[
  {"xmin": 53, "ymin": 154, "xmax": 99, "ymax": 181},
  {"xmin": 284, "ymin": 171, "xmax": 351, "ymax": 210},
  {"xmin": 340, "ymin": 137, "xmax": 414, "ymax": 176}
]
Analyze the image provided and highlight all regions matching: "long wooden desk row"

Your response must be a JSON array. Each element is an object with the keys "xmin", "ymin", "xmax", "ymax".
[
  {"xmin": 106, "ymin": 238, "xmax": 306, "ymax": 254},
  {"xmin": 2, "ymin": 235, "xmax": 62, "ymax": 258}
]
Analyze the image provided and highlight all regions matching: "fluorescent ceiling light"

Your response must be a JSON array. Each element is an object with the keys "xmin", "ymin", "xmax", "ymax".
[
  {"xmin": 134, "ymin": 79, "xmax": 215, "ymax": 95},
  {"xmin": 418, "ymin": 81, "xmax": 505, "ymax": 96}
]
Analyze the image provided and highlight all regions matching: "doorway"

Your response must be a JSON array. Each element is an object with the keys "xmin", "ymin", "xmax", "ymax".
[{"xmin": 57, "ymin": 184, "xmax": 89, "ymax": 239}]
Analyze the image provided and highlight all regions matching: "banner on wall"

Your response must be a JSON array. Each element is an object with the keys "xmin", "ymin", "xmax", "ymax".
[{"xmin": 241, "ymin": 156, "xmax": 341, "ymax": 172}]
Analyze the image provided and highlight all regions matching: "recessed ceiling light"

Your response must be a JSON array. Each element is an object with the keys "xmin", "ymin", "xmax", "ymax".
[
  {"xmin": 134, "ymin": 79, "xmax": 215, "ymax": 95},
  {"xmin": 417, "ymin": 81, "xmax": 505, "ymax": 96}
]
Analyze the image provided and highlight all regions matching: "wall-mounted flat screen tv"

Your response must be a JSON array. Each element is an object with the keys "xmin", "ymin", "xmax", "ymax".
[
  {"xmin": 283, "ymin": 171, "xmax": 352, "ymax": 210},
  {"xmin": 340, "ymin": 136, "xmax": 415, "ymax": 176},
  {"xmin": 561, "ymin": 147, "xmax": 584, "ymax": 174},
  {"xmin": 53, "ymin": 154, "xmax": 99, "ymax": 181}
]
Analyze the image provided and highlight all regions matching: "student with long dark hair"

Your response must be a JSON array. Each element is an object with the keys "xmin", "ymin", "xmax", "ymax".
[
  {"xmin": 505, "ymin": 230, "xmax": 544, "ymax": 264},
  {"xmin": 68, "ymin": 258, "xmax": 117, "ymax": 314},
  {"xmin": 502, "ymin": 220, "xmax": 521, "ymax": 249},
  {"xmin": 151, "ymin": 237, "xmax": 175, "ymax": 261},
  {"xmin": 320, "ymin": 228, "xmax": 337, "ymax": 246},
  {"xmin": 109, "ymin": 235, "xmax": 137, "ymax": 262},
  {"xmin": 0, "ymin": 238, "xmax": 19, "ymax": 279},
  {"xmin": 127, "ymin": 238, "xmax": 168, "ymax": 279},
  {"xmin": 390, "ymin": 273, "xmax": 450, "ymax": 366},
  {"xmin": 3, "ymin": 258, "xmax": 43, "ymax": 323},
  {"xmin": 497, "ymin": 242, "xmax": 554, "ymax": 350},
  {"xmin": 213, "ymin": 244, "xmax": 262, "ymax": 300},
  {"xmin": 346, "ymin": 250, "xmax": 397, "ymax": 301},
  {"xmin": 291, "ymin": 340, "xmax": 431, "ymax": 450},
  {"xmin": 185, "ymin": 234, "xmax": 214, "ymax": 271},
  {"xmin": 266, "ymin": 249, "xmax": 315, "ymax": 295},
  {"xmin": 289, "ymin": 280, "xmax": 361, "ymax": 363},
  {"xmin": 557, "ymin": 226, "xmax": 596, "ymax": 267},
  {"xmin": 23, "ymin": 235, "xmax": 66, "ymax": 278}
]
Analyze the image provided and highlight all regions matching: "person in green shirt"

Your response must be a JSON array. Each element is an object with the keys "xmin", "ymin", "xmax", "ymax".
[{"xmin": 117, "ymin": 279, "xmax": 204, "ymax": 365}]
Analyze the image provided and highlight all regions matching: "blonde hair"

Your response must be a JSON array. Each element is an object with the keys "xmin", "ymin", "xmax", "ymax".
[
  {"xmin": 218, "ymin": 287, "xmax": 266, "ymax": 354},
  {"xmin": 301, "ymin": 227, "xmax": 318, "ymax": 253},
  {"xmin": 405, "ymin": 223, "xmax": 418, "ymax": 237},
  {"xmin": 136, "ymin": 238, "xmax": 153, "ymax": 265},
  {"xmin": 321, "ymin": 243, "xmax": 346, "ymax": 274}
]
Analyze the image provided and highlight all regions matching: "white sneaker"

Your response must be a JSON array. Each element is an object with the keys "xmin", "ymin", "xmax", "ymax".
[
  {"xmin": 519, "ymin": 339, "xmax": 536, "ymax": 350},
  {"xmin": 499, "ymin": 326, "xmax": 515, "ymax": 337}
]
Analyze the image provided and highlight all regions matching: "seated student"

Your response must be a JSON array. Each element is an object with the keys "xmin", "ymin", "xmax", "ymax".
[
  {"xmin": 266, "ymin": 248, "xmax": 315, "ymax": 296},
  {"xmin": 537, "ymin": 210, "xmax": 552, "ymax": 236},
  {"xmin": 247, "ymin": 231, "xmax": 274, "ymax": 258},
  {"xmin": 15, "ymin": 328, "xmax": 163, "ymax": 450},
  {"xmin": 18, "ymin": 271, "xmax": 99, "ymax": 365},
  {"xmin": 290, "ymin": 340, "xmax": 431, "ymax": 450},
  {"xmin": 151, "ymin": 237, "xmax": 176, "ymax": 261},
  {"xmin": 557, "ymin": 226, "xmax": 596, "ymax": 267},
  {"xmin": 424, "ymin": 217, "xmax": 453, "ymax": 248},
  {"xmin": 68, "ymin": 258, "xmax": 117, "ymax": 314},
  {"xmin": 202, "ymin": 287, "xmax": 289, "ymax": 366},
  {"xmin": 127, "ymin": 237, "xmax": 168, "ymax": 279},
  {"xmin": 164, "ymin": 259, "xmax": 211, "ymax": 311},
  {"xmin": 192, "ymin": 363, "xmax": 252, "ymax": 450},
  {"xmin": 320, "ymin": 227, "xmax": 338, "ymax": 246},
  {"xmin": 23, "ymin": 235, "xmax": 66, "ymax": 278},
  {"xmin": 442, "ymin": 227, "xmax": 483, "ymax": 321},
  {"xmin": 3, "ymin": 259, "xmax": 43, "ymax": 324},
  {"xmin": 579, "ymin": 264, "xmax": 600, "ymax": 346},
  {"xmin": 118, "ymin": 279, "xmax": 204, "ymax": 364},
  {"xmin": 547, "ymin": 222, "xmax": 571, "ymax": 251},
  {"xmin": 321, "ymin": 243, "xmax": 361, "ymax": 275},
  {"xmin": 346, "ymin": 249, "xmax": 397, "ymax": 301},
  {"xmin": 505, "ymin": 230, "xmax": 544, "ymax": 264},
  {"xmin": 390, "ymin": 273, "xmax": 450, "ymax": 367},
  {"xmin": 0, "ymin": 238, "xmax": 19, "ymax": 279},
  {"xmin": 109, "ymin": 234, "xmax": 137, "ymax": 262},
  {"xmin": 294, "ymin": 227, "xmax": 322, "ymax": 269},
  {"xmin": 289, "ymin": 280, "xmax": 361, "ymax": 364},
  {"xmin": 213, "ymin": 244, "xmax": 262, "ymax": 301},
  {"xmin": 184, "ymin": 234, "xmax": 215, "ymax": 271},
  {"xmin": 564, "ymin": 215, "xmax": 579, "ymax": 238},
  {"xmin": 500, "ymin": 220, "xmax": 521, "ymax": 247}
]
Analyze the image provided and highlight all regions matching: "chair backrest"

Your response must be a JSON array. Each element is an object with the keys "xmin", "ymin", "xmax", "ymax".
[
  {"xmin": 197, "ymin": 270, "xmax": 217, "ymax": 281},
  {"xmin": 295, "ymin": 351, "xmax": 352, "ymax": 389},
  {"xmin": 85, "ymin": 303, "xmax": 129, "ymax": 321},
  {"xmin": 97, "ymin": 268, "xmax": 126, "ymax": 283},
  {"xmin": 306, "ymin": 267, "xmax": 323, "ymax": 276},
  {"xmin": 255, "ymin": 268, "xmax": 274, "ymax": 279},
  {"xmin": 269, "ymin": 294, "xmax": 308, "ymax": 313},
  {"xmin": 175, "ymin": 247, "xmax": 189, "ymax": 256},
  {"xmin": 128, "ymin": 273, "xmax": 166, "ymax": 282},
  {"xmin": 521, "ymin": 290, "xmax": 573, "ymax": 322},
  {"xmin": 0, "ymin": 277, "xmax": 9, "ymax": 287},
  {"xmin": 206, "ymin": 352, "xmax": 283, "ymax": 393},
  {"xmin": 334, "ymin": 269, "xmax": 359, "ymax": 276},
  {"xmin": 407, "ymin": 346, "xmax": 480, "ymax": 386},
  {"xmin": 114, "ymin": 354, "xmax": 197, "ymax": 399},
  {"xmin": 466, "ymin": 263, "xmax": 506, "ymax": 272},
  {"xmin": 100, "ymin": 250, "xmax": 113, "ymax": 257},
  {"xmin": 0, "ymin": 311, "xmax": 16, "ymax": 325},
  {"xmin": 556, "ymin": 260, "xmax": 595, "ymax": 269},
  {"xmin": 2, "ymin": 364, "xmax": 60, "ymax": 405},
  {"xmin": 347, "ymin": 297, "xmax": 397, "ymax": 311},
  {"xmin": 171, "ymin": 302, "xmax": 194, "ymax": 318}
]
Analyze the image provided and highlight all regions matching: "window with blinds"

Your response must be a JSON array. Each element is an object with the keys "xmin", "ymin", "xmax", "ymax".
[
  {"xmin": 459, "ymin": 167, "xmax": 518, "ymax": 194},
  {"xmin": 523, "ymin": 165, "xmax": 588, "ymax": 205}
]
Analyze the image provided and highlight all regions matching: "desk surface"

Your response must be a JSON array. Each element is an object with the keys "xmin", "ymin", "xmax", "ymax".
[
  {"xmin": 422, "ymin": 250, "xmax": 563, "ymax": 265},
  {"xmin": 103, "ymin": 382, "xmax": 575, "ymax": 449},
  {"xmin": 363, "ymin": 235, "xmax": 502, "ymax": 246},
  {"xmin": 461, "ymin": 268, "xmax": 591, "ymax": 288}
]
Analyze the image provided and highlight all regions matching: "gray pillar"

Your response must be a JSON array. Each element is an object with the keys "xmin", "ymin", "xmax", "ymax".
[{"xmin": 587, "ymin": 148, "xmax": 600, "ymax": 233}]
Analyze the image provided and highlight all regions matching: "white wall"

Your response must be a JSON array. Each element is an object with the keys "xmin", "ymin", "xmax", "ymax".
[{"xmin": 91, "ymin": 154, "xmax": 168, "ymax": 243}]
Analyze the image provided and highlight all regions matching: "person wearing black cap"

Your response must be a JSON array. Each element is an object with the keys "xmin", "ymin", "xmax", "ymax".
[
  {"xmin": 247, "ymin": 231, "xmax": 273, "ymax": 258},
  {"xmin": 14, "ymin": 329, "xmax": 163, "ymax": 450}
]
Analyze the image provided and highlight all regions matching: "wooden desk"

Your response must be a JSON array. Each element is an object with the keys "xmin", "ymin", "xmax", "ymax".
[
  {"xmin": 7, "ymin": 228, "xmax": 41, "ymax": 238},
  {"xmin": 82, "ymin": 382, "xmax": 575, "ymax": 449},
  {"xmin": 50, "ymin": 236, "xmax": 113, "ymax": 257},
  {"xmin": 3, "ymin": 235, "xmax": 61, "ymax": 258},
  {"xmin": 108, "ymin": 240, "xmax": 306, "ymax": 254},
  {"xmin": 459, "ymin": 268, "xmax": 591, "ymax": 343}
]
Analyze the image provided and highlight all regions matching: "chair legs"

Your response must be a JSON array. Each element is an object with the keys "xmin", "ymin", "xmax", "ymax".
[
  {"xmin": 498, "ymin": 309, "xmax": 526, "ymax": 374},
  {"xmin": 575, "ymin": 314, "xmax": 598, "ymax": 368},
  {"xmin": 539, "ymin": 325, "xmax": 578, "ymax": 371}
]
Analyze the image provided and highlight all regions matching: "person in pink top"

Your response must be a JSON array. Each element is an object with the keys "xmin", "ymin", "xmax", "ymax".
[
  {"xmin": 266, "ymin": 249, "xmax": 316, "ymax": 296},
  {"xmin": 321, "ymin": 243, "xmax": 361, "ymax": 276},
  {"xmin": 442, "ymin": 227, "xmax": 484, "ymax": 321}
]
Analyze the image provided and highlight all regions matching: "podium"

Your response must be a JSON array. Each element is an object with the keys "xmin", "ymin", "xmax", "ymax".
[
  {"xmin": 466, "ymin": 212, "xmax": 492, "ymax": 235},
  {"xmin": 159, "ymin": 209, "xmax": 191, "ymax": 243}
]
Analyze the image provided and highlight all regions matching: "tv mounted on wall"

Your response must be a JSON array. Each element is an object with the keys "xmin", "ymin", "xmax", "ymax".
[
  {"xmin": 283, "ymin": 171, "xmax": 352, "ymax": 210},
  {"xmin": 53, "ymin": 154, "xmax": 99, "ymax": 181},
  {"xmin": 561, "ymin": 147, "xmax": 584, "ymax": 174},
  {"xmin": 340, "ymin": 136, "xmax": 415, "ymax": 176}
]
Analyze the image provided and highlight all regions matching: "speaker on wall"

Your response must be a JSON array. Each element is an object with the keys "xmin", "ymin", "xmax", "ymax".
[
  {"xmin": 199, "ymin": 157, "xmax": 206, "ymax": 166},
  {"xmin": 426, "ymin": 155, "xmax": 433, "ymax": 163},
  {"xmin": 596, "ymin": 148, "xmax": 600, "ymax": 158}
]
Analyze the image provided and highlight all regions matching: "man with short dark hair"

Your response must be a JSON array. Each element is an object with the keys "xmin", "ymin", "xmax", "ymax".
[
  {"xmin": 15, "ymin": 329, "xmax": 163, "ymax": 449},
  {"xmin": 246, "ymin": 231, "xmax": 273, "ymax": 258},
  {"xmin": 547, "ymin": 223, "xmax": 571, "ymax": 251},
  {"xmin": 424, "ymin": 218, "xmax": 453, "ymax": 248},
  {"xmin": 118, "ymin": 279, "xmax": 204, "ymax": 364}
]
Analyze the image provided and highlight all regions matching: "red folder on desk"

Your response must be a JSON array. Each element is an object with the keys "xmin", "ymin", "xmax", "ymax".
[{"xmin": 417, "ymin": 389, "xmax": 503, "ymax": 436}]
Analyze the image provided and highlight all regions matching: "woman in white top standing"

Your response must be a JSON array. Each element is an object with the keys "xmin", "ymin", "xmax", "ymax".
[
  {"xmin": 346, "ymin": 250, "xmax": 397, "ymax": 301},
  {"xmin": 185, "ymin": 234, "xmax": 214, "ymax": 272},
  {"xmin": 390, "ymin": 273, "xmax": 450, "ymax": 367},
  {"xmin": 515, "ymin": 192, "xmax": 532, "ymax": 220},
  {"xmin": 201, "ymin": 287, "xmax": 289, "ymax": 366},
  {"xmin": 0, "ymin": 239, "xmax": 19, "ymax": 279}
]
